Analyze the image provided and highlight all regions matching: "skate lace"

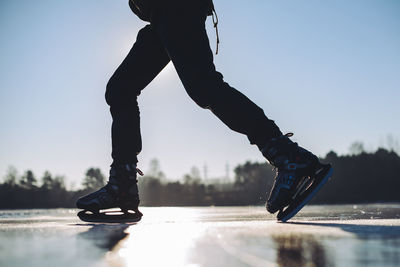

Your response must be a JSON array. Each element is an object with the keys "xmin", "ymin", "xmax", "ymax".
[
  {"xmin": 136, "ymin": 168, "xmax": 144, "ymax": 176},
  {"xmin": 271, "ymin": 132, "xmax": 296, "ymax": 177},
  {"xmin": 284, "ymin": 132, "xmax": 294, "ymax": 138},
  {"xmin": 273, "ymin": 165, "xmax": 299, "ymax": 190}
]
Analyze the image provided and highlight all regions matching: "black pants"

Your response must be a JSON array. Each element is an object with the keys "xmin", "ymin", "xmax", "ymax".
[{"xmin": 105, "ymin": 1, "xmax": 282, "ymax": 164}]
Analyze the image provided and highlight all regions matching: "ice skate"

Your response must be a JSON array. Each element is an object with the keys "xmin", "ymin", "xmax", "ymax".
[
  {"xmin": 76, "ymin": 163, "xmax": 144, "ymax": 223},
  {"xmin": 262, "ymin": 133, "xmax": 333, "ymax": 222}
]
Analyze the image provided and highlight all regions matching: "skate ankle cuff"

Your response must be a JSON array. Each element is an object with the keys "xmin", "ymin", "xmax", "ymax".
[
  {"xmin": 261, "ymin": 133, "xmax": 296, "ymax": 165},
  {"xmin": 109, "ymin": 163, "xmax": 144, "ymax": 184}
]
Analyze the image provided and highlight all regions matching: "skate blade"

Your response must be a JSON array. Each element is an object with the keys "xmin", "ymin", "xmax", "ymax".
[
  {"xmin": 292, "ymin": 176, "xmax": 313, "ymax": 200},
  {"xmin": 78, "ymin": 209, "xmax": 142, "ymax": 223},
  {"xmin": 277, "ymin": 164, "xmax": 333, "ymax": 222}
]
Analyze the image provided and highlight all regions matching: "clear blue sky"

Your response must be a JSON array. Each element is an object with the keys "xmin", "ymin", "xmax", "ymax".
[{"xmin": 1, "ymin": 0, "xmax": 399, "ymax": 187}]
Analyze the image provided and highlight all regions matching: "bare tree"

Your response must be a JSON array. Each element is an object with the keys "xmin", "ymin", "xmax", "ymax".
[
  {"xmin": 3, "ymin": 166, "xmax": 18, "ymax": 186},
  {"xmin": 147, "ymin": 158, "xmax": 165, "ymax": 179},
  {"xmin": 82, "ymin": 168, "xmax": 105, "ymax": 190},
  {"xmin": 385, "ymin": 134, "xmax": 400, "ymax": 154},
  {"xmin": 349, "ymin": 141, "xmax": 365, "ymax": 155},
  {"xmin": 20, "ymin": 170, "xmax": 37, "ymax": 189}
]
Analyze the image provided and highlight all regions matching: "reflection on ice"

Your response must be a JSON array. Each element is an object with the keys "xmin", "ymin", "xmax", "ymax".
[
  {"xmin": 106, "ymin": 206, "xmax": 400, "ymax": 267},
  {"xmin": 118, "ymin": 223, "xmax": 204, "ymax": 266},
  {"xmin": 115, "ymin": 208, "xmax": 206, "ymax": 266},
  {"xmin": 78, "ymin": 224, "xmax": 129, "ymax": 250},
  {"xmin": 0, "ymin": 205, "xmax": 400, "ymax": 267},
  {"xmin": 272, "ymin": 234, "xmax": 327, "ymax": 267}
]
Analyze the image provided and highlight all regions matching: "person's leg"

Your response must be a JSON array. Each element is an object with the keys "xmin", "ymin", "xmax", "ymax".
[
  {"xmin": 150, "ymin": 1, "xmax": 282, "ymax": 150},
  {"xmin": 106, "ymin": 25, "xmax": 170, "ymax": 165},
  {"xmin": 76, "ymin": 25, "xmax": 170, "ymax": 214}
]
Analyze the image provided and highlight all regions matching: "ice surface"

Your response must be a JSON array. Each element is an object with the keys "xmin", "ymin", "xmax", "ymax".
[{"xmin": 0, "ymin": 204, "xmax": 399, "ymax": 267}]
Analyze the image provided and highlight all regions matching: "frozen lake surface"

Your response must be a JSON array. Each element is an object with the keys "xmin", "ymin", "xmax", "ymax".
[{"xmin": 1, "ymin": 204, "xmax": 400, "ymax": 267}]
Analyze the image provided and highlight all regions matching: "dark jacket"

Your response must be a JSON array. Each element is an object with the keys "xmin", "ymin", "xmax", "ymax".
[
  {"xmin": 128, "ymin": 0, "xmax": 152, "ymax": 21},
  {"xmin": 129, "ymin": 0, "xmax": 214, "ymax": 22}
]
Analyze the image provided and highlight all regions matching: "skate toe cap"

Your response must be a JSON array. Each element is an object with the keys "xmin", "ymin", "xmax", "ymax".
[
  {"xmin": 266, "ymin": 203, "xmax": 279, "ymax": 214},
  {"xmin": 75, "ymin": 197, "xmax": 86, "ymax": 209},
  {"xmin": 76, "ymin": 196, "xmax": 99, "ymax": 211}
]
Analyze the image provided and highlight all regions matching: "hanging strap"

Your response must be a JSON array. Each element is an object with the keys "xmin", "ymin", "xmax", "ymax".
[{"xmin": 209, "ymin": 1, "xmax": 220, "ymax": 55}]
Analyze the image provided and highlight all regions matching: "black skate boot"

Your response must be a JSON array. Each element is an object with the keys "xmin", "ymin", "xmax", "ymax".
[
  {"xmin": 262, "ymin": 133, "xmax": 332, "ymax": 222},
  {"xmin": 76, "ymin": 163, "xmax": 144, "ymax": 223}
]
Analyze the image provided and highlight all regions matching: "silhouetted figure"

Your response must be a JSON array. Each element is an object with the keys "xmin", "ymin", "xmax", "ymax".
[{"xmin": 76, "ymin": 0, "xmax": 332, "ymax": 222}]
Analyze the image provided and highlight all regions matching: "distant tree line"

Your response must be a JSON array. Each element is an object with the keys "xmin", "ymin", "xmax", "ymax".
[
  {"xmin": 0, "ymin": 167, "xmax": 105, "ymax": 209},
  {"xmin": 1, "ymin": 148, "xmax": 399, "ymax": 209}
]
